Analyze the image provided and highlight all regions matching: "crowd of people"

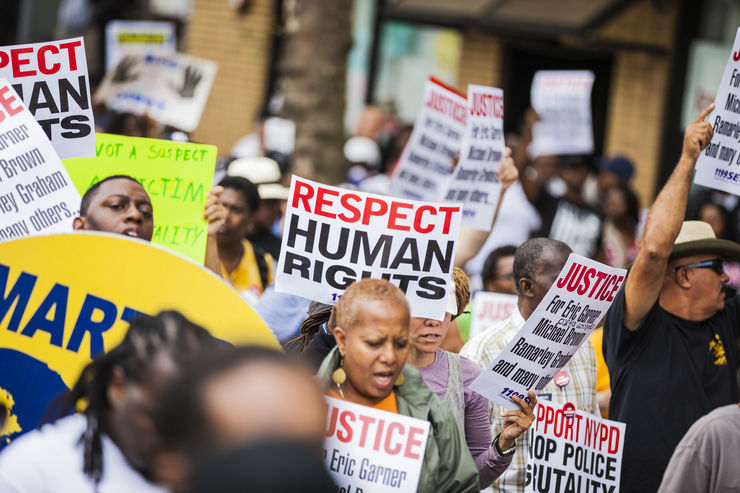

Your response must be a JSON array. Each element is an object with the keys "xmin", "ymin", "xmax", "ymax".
[{"xmin": 0, "ymin": 45, "xmax": 739, "ymax": 492}]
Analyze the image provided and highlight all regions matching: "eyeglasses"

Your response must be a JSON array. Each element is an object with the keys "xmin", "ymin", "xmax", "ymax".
[{"xmin": 672, "ymin": 258, "xmax": 724, "ymax": 275}]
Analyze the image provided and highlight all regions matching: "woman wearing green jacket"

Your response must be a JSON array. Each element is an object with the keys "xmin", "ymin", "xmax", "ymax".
[{"xmin": 317, "ymin": 278, "xmax": 479, "ymax": 493}]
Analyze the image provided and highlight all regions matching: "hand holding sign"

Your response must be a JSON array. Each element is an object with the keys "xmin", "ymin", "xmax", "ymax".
[
  {"xmin": 499, "ymin": 390, "xmax": 537, "ymax": 450},
  {"xmin": 203, "ymin": 185, "xmax": 226, "ymax": 236},
  {"xmin": 500, "ymin": 147, "xmax": 518, "ymax": 192}
]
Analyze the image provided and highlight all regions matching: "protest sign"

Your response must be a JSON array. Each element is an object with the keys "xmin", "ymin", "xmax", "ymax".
[
  {"xmin": 324, "ymin": 396, "xmax": 430, "ymax": 493},
  {"xmin": 695, "ymin": 28, "xmax": 740, "ymax": 194},
  {"xmin": 525, "ymin": 400, "xmax": 625, "ymax": 493},
  {"xmin": 469, "ymin": 292, "xmax": 518, "ymax": 341},
  {"xmin": 0, "ymin": 37, "xmax": 95, "ymax": 159},
  {"xmin": 95, "ymin": 52, "xmax": 217, "ymax": 132},
  {"xmin": 0, "ymin": 232, "xmax": 278, "ymax": 447},
  {"xmin": 470, "ymin": 254, "xmax": 626, "ymax": 410},
  {"xmin": 0, "ymin": 79, "xmax": 80, "ymax": 240},
  {"xmin": 275, "ymin": 176, "xmax": 462, "ymax": 320},
  {"xmin": 63, "ymin": 133, "xmax": 216, "ymax": 264},
  {"xmin": 105, "ymin": 20, "xmax": 176, "ymax": 70},
  {"xmin": 444, "ymin": 85, "xmax": 505, "ymax": 230},
  {"xmin": 529, "ymin": 71, "xmax": 595, "ymax": 157},
  {"xmin": 390, "ymin": 78, "xmax": 466, "ymax": 202}
]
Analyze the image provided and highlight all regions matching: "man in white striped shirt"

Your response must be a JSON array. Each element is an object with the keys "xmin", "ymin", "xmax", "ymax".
[{"xmin": 461, "ymin": 238, "xmax": 598, "ymax": 493}]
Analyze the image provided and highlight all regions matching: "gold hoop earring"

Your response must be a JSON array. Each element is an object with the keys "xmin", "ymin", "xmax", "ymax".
[
  {"xmin": 332, "ymin": 356, "xmax": 347, "ymax": 398},
  {"xmin": 394, "ymin": 372, "xmax": 404, "ymax": 387}
]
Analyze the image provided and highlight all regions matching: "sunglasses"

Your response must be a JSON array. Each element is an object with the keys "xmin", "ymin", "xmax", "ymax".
[{"xmin": 672, "ymin": 258, "xmax": 724, "ymax": 275}]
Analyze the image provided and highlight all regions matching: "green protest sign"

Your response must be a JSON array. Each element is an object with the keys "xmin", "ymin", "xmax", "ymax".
[{"xmin": 63, "ymin": 133, "xmax": 217, "ymax": 264}]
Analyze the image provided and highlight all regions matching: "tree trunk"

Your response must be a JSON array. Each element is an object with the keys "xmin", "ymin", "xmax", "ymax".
[{"xmin": 274, "ymin": 0, "xmax": 352, "ymax": 184}]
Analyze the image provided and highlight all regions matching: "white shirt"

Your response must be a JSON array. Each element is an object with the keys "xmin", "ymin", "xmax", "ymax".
[
  {"xmin": 0, "ymin": 415, "xmax": 167, "ymax": 493},
  {"xmin": 464, "ymin": 182, "xmax": 541, "ymax": 283}
]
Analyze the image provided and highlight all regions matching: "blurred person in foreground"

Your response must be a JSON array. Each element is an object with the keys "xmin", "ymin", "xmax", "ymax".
[
  {"xmin": 317, "ymin": 279, "xmax": 480, "ymax": 492},
  {"xmin": 72, "ymin": 174, "xmax": 227, "ymax": 275},
  {"xmin": 154, "ymin": 346, "xmax": 331, "ymax": 493},
  {"xmin": 0, "ymin": 311, "xmax": 218, "ymax": 492},
  {"xmin": 603, "ymin": 104, "xmax": 740, "ymax": 492},
  {"xmin": 657, "ymin": 403, "xmax": 740, "ymax": 493},
  {"xmin": 461, "ymin": 238, "xmax": 598, "ymax": 493},
  {"xmin": 408, "ymin": 268, "xmax": 536, "ymax": 488}
]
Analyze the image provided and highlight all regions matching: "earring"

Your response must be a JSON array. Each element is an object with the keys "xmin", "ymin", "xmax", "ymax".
[
  {"xmin": 394, "ymin": 372, "xmax": 404, "ymax": 386},
  {"xmin": 332, "ymin": 354, "xmax": 347, "ymax": 398},
  {"xmin": 332, "ymin": 367, "xmax": 347, "ymax": 386}
]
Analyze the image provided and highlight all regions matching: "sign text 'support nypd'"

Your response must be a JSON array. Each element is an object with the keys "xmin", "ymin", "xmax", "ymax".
[
  {"xmin": 525, "ymin": 400, "xmax": 625, "ymax": 493},
  {"xmin": 0, "ymin": 37, "xmax": 95, "ymax": 159},
  {"xmin": 95, "ymin": 52, "xmax": 217, "ymax": 132},
  {"xmin": 0, "ymin": 79, "xmax": 80, "ymax": 240},
  {"xmin": 470, "ymin": 254, "xmax": 626, "ymax": 410},
  {"xmin": 324, "ymin": 396, "xmax": 430, "ymax": 493},
  {"xmin": 695, "ymin": 28, "xmax": 740, "ymax": 194},
  {"xmin": 390, "ymin": 78, "xmax": 466, "ymax": 202},
  {"xmin": 469, "ymin": 292, "xmax": 518, "ymax": 341},
  {"xmin": 444, "ymin": 85, "xmax": 506, "ymax": 231},
  {"xmin": 529, "ymin": 71, "xmax": 595, "ymax": 157},
  {"xmin": 276, "ymin": 176, "xmax": 462, "ymax": 320}
]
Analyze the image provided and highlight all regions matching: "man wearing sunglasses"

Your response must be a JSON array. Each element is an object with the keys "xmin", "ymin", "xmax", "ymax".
[{"xmin": 603, "ymin": 104, "xmax": 740, "ymax": 493}]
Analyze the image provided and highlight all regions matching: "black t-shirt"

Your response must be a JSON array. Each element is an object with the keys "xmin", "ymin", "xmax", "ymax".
[
  {"xmin": 535, "ymin": 191, "xmax": 602, "ymax": 258},
  {"xmin": 603, "ymin": 287, "xmax": 739, "ymax": 493}
]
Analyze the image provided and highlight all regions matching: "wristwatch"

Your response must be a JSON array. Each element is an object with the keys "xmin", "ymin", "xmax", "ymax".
[{"xmin": 495, "ymin": 435, "xmax": 517, "ymax": 457}]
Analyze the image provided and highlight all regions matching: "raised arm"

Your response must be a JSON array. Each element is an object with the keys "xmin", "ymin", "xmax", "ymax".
[
  {"xmin": 623, "ymin": 104, "xmax": 714, "ymax": 330},
  {"xmin": 454, "ymin": 148, "xmax": 518, "ymax": 268}
]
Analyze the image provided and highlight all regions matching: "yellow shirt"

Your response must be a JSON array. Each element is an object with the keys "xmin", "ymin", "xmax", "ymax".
[
  {"xmin": 221, "ymin": 240, "xmax": 274, "ymax": 298},
  {"xmin": 589, "ymin": 326, "xmax": 610, "ymax": 417},
  {"xmin": 589, "ymin": 327, "xmax": 610, "ymax": 393}
]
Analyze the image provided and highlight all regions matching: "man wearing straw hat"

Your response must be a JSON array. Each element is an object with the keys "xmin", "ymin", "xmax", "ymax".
[{"xmin": 604, "ymin": 104, "xmax": 740, "ymax": 492}]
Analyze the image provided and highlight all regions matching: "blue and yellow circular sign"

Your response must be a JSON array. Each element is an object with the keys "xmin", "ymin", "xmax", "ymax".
[{"xmin": 0, "ymin": 232, "xmax": 278, "ymax": 446}]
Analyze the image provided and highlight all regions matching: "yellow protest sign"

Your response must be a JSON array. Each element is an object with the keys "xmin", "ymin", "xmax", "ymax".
[
  {"xmin": 0, "ymin": 232, "xmax": 278, "ymax": 445},
  {"xmin": 62, "ymin": 133, "xmax": 217, "ymax": 264}
]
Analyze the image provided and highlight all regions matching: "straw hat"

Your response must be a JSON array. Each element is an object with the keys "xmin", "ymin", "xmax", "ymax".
[{"xmin": 669, "ymin": 221, "xmax": 740, "ymax": 260}]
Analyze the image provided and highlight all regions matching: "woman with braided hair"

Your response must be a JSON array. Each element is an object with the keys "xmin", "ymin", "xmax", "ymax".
[
  {"xmin": 407, "ymin": 267, "xmax": 537, "ymax": 489},
  {"xmin": 0, "ymin": 311, "xmax": 218, "ymax": 492}
]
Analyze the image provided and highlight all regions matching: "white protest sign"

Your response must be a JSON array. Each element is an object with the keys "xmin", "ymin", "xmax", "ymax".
[
  {"xmin": 469, "ymin": 291, "xmax": 518, "ymax": 341},
  {"xmin": 95, "ymin": 53, "xmax": 217, "ymax": 132},
  {"xmin": 0, "ymin": 37, "xmax": 95, "ymax": 159},
  {"xmin": 324, "ymin": 396, "xmax": 430, "ymax": 493},
  {"xmin": 105, "ymin": 20, "xmax": 176, "ymax": 71},
  {"xmin": 276, "ymin": 176, "xmax": 462, "ymax": 320},
  {"xmin": 695, "ymin": 28, "xmax": 740, "ymax": 194},
  {"xmin": 0, "ymin": 80, "xmax": 81, "ymax": 240},
  {"xmin": 390, "ymin": 78, "xmax": 466, "ymax": 202},
  {"xmin": 470, "ymin": 254, "xmax": 626, "ymax": 410},
  {"xmin": 525, "ymin": 400, "xmax": 625, "ymax": 493},
  {"xmin": 530, "ymin": 71, "xmax": 595, "ymax": 157},
  {"xmin": 444, "ymin": 85, "xmax": 505, "ymax": 230}
]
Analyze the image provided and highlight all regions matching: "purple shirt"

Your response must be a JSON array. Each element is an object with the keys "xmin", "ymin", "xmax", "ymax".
[{"xmin": 418, "ymin": 348, "xmax": 512, "ymax": 488}]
